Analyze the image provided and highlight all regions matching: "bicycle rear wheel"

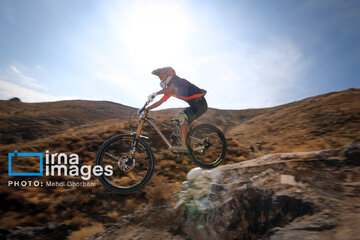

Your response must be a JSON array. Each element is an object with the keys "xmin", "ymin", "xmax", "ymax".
[
  {"xmin": 95, "ymin": 134, "xmax": 154, "ymax": 194},
  {"xmin": 186, "ymin": 124, "xmax": 226, "ymax": 169}
]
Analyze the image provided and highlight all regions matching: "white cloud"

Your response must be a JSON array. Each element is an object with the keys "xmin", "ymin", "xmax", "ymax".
[
  {"xmin": 181, "ymin": 37, "xmax": 310, "ymax": 109},
  {"xmin": 0, "ymin": 80, "xmax": 77, "ymax": 102},
  {"xmin": 41, "ymin": 1, "xmax": 309, "ymax": 110},
  {"xmin": 10, "ymin": 65, "xmax": 49, "ymax": 90},
  {"xmin": 88, "ymin": 36, "xmax": 309, "ymax": 110},
  {"xmin": 93, "ymin": 71, "xmax": 157, "ymax": 106},
  {"xmin": 0, "ymin": 64, "xmax": 78, "ymax": 103}
]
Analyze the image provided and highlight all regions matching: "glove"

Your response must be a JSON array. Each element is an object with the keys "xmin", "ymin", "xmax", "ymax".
[{"xmin": 147, "ymin": 92, "xmax": 157, "ymax": 102}]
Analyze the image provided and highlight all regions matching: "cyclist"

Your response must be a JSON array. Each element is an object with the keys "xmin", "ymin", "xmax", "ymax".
[{"xmin": 146, "ymin": 67, "xmax": 207, "ymax": 152}]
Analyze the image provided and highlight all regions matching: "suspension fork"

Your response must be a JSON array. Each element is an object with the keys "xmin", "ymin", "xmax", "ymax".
[{"xmin": 130, "ymin": 110, "xmax": 148, "ymax": 159}]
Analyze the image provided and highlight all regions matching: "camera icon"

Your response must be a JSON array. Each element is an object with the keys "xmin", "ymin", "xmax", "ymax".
[{"xmin": 8, "ymin": 150, "xmax": 43, "ymax": 176}]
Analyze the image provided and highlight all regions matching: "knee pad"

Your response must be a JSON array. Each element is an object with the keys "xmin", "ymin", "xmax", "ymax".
[{"xmin": 178, "ymin": 111, "xmax": 189, "ymax": 126}]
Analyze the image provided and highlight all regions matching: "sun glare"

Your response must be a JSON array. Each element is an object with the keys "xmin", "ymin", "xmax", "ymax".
[{"xmin": 121, "ymin": 1, "xmax": 191, "ymax": 70}]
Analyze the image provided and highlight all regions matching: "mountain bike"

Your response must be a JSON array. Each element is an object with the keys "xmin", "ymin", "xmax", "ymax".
[{"xmin": 95, "ymin": 98, "xmax": 226, "ymax": 194}]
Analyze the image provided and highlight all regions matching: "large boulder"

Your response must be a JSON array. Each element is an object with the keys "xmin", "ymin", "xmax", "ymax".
[{"xmin": 177, "ymin": 145, "xmax": 360, "ymax": 240}]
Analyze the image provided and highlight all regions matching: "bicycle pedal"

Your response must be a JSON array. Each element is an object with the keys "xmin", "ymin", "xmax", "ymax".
[
  {"xmin": 169, "ymin": 146, "xmax": 188, "ymax": 153},
  {"xmin": 170, "ymin": 149, "xmax": 188, "ymax": 154}
]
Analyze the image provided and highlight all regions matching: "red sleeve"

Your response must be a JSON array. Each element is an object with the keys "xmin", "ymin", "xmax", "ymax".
[{"xmin": 160, "ymin": 93, "xmax": 171, "ymax": 102}]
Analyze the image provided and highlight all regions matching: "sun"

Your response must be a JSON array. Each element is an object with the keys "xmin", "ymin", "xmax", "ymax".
[{"xmin": 121, "ymin": 1, "xmax": 191, "ymax": 70}]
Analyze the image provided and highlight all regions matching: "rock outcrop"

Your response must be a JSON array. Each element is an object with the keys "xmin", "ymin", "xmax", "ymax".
[
  {"xmin": 177, "ymin": 145, "xmax": 360, "ymax": 240},
  {"xmin": 79, "ymin": 145, "xmax": 360, "ymax": 240},
  {"xmin": 8, "ymin": 97, "xmax": 21, "ymax": 102}
]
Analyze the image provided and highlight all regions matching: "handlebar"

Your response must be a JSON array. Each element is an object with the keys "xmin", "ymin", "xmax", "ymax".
[
  {"xmin": 138, "ymin": 101, "xmax": 150, "ymax": 115},
  {"xmin": 137, "ymin": 92, "xmax": 157, "ymax": 115}
]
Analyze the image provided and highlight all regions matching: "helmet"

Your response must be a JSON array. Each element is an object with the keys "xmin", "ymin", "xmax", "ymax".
[{"xmin": 152, "ymin": 67, "xmax": 175, "ymax": 88}]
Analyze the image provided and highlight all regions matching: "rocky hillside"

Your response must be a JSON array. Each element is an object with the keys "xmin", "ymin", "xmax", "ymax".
[
  {"xmin": 0, "ymin": 88, "xmax": 359, "ymax": 239},
  {"xmin": 0, "ymin": 100, "xmax": 135, "ymax": 144},
  {"xmin": 227, "ymin": 88, "xmax": 360, "ymax": 154},
  {"xmin": 179, "ymin": 145, "xmax": 360, "ymax": 240},
  {"xmin": 153, "ymin": 88, "xmax": 360, "ymax": 157},
  {"xmin": 87, "ymin": 145, "xmax": 360, "ymax": 240}
]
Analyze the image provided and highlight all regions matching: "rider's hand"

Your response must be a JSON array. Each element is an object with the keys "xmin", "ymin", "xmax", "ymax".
[{"xmin": 147, "ymin": 92, "xmax": 157, "ymax": 102}]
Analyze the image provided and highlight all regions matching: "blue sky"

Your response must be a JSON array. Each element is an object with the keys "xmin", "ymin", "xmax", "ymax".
[{"xmin": 0, "ymin": 0, "xmax": 359, "ymax": 110}]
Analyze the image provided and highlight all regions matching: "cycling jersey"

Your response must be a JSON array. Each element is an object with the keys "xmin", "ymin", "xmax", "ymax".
[
  {"xmin": 160, "ymin": 75, "xmax": 205, "ymax": 103},
  {"xmin": 159, "ymin": 75, "xmax": 207, "ymax": 125}
]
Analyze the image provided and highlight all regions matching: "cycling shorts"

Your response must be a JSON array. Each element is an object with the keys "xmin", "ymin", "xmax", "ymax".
[{"xmin": 178, "ymin": 97, "xmax": 208, "ymax": 126}]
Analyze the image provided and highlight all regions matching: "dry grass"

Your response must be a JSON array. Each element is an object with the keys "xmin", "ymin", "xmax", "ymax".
[
  {"xmin": 0, "ymin": 88, "xmax": 359, "ymax": 233},
  {"xmin": 67, "ymin": 223, "xmax": 104, "ymax": 240},
  {"xmin": 144, "ymin": 175, "xmax": 180, "ymax": 202}
]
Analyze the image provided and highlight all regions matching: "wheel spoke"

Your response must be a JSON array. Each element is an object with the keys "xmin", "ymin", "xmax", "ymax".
[
  {"xmin": 187, "ymin": 124, "xmax": 226, "ymax": 168},
  {"xmin": 95, "ymin": 135, "xmax": 154, "ymax": 194},
  {"xmin": 104, "ymin": 152, "xmax": 121, "ymax": 161}
]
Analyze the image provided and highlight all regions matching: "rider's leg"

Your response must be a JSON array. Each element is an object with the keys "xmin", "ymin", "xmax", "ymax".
[
  {"xmin": 177, "ymin": 109, "xmax": 190, "ymax": 147},
  {"xmin": 177, "ymin": 98, "xmax": 207, "ymax": 148},
  {"xmin": 168, "ymin": 116, "xmax": 188, "ymax": 152},
  {"xmin": 180, "ymin": 124, "xmax": 188, "ymax": 146}
]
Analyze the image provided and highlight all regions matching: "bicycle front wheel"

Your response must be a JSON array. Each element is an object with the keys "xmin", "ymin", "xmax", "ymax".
[
  {"xmin": 186, "ymin": 124, "xmax": 226, "ymax": 169},
  {"xmin": 95, "ymin": 134, "xmax": 154, "ymax": 194}
]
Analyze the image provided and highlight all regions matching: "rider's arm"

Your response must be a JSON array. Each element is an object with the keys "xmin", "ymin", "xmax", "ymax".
[
  {"xmin": 147, "ymin": 99, "xmax": 164, "ymax": 110},
  {"xmin": 146, "ymin": 87, "xmax": 173, "ymax": 111},
  {"xmin": 156, "ymin": 88, "xmax": 169, "ymax": 95}
]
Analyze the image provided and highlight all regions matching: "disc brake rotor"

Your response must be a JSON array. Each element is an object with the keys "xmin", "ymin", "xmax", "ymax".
[{"xmin": 118, "ymin": 156, "xmax": 135, "ymax": 172}]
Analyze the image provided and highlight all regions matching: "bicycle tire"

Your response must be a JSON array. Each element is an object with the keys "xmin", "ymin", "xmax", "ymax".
[
  {"xmin": 186, "ymin": 124, "xmax": 226, "ymax": 169},
  {"xmin": 95, "ymin": 134, "xmax": 155, "ymax": 194}
]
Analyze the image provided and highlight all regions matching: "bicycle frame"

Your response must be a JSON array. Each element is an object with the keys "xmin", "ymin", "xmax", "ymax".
[
  {"xmin": 96, "ymin": 98, "xmax": 226, "ymax": 194},
  {"xmin": 133, "ymin": 109, "xmax": 176, "ymax": 149}
]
